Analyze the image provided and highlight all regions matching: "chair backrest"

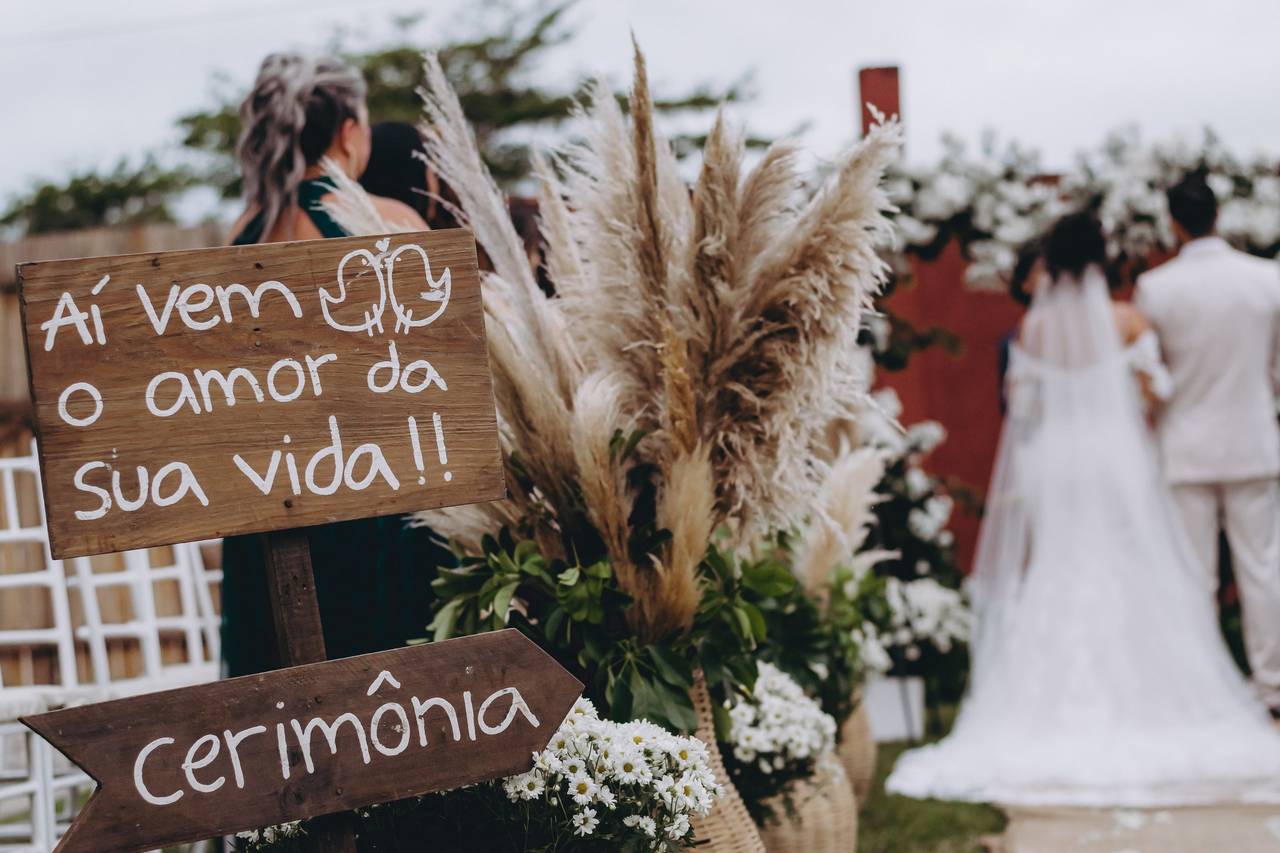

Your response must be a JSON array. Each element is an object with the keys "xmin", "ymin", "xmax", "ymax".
[{"xmin": 0, "ymin": 442, "xmax": 222, "ymax": 700}]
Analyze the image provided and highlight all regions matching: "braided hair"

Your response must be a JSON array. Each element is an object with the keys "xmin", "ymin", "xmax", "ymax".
[{"xmin": 237, "ymin": 53, "xmax": 367, "ymax": 238}]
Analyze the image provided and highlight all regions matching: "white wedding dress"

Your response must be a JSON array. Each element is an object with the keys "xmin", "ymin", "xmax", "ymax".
[{"xmin": 886, "ymin": 266, "xmax": 1280, "ymax": 807}]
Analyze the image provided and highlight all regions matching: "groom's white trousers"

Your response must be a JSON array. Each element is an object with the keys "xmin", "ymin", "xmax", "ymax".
[{"xmin": 1170, "ymin": 478, "xmax": 1280, "ymax": 707}]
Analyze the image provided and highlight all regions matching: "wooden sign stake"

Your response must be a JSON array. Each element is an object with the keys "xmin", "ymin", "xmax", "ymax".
[{"xmin": 261, "ymin": 529, "xmax": 357, "ymax": 853}]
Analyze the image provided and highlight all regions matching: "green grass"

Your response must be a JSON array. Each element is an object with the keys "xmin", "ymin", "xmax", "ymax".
[{"xmin": 857, "ymin": 705, "xmax": 1007, "ymax": 853}]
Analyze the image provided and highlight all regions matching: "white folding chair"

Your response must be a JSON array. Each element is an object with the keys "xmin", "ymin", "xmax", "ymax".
[{"xmin": 0, "ymin": 443, "xmax": 223, "ymax": 851}]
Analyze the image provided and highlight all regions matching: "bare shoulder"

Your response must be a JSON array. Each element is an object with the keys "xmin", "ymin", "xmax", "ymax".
[
  {"xmin": 371, "ymin": 196, "xmax": 428, "ymax": 230},
  {"xmin": 1113, "ymin": 301, "xmax": 1149, "ymax": 344}
]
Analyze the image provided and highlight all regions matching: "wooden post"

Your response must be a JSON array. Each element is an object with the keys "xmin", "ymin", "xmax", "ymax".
[
  {"xmin": 261, "ymin": 530, "xmax": 358, "ymax": 853},
  {"xmin": 857, "ymin": 65, "xmax": 901, "ymax": 138}
]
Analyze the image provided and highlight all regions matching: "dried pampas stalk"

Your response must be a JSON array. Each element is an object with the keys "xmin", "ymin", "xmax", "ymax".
[
  {"xmin": 318, "ymin": 158, "xmax": 410, "ymax": 235},
  {"xmin": 792, "ymin": 447, "xmax": 887, "ymax": 602},
  {"xmin": 702, "ymin": 119, "xmax": 902, "ymax": 543},
  {"xmin": 392, "ymin": 41, "xmax": 899, "ymax": 644},
  {"xmin": 649, "ymin": 445, "xmax": 715, "ymax": 639},
  {"xmin": 570, "ymin": 372, "xmax": 637, "ymax": 588}
]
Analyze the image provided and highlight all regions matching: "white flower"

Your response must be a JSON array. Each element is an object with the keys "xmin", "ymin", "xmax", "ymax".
[
  {"xmin": 904, "ymin": 466, "xmax": 931, "ymax": 500},
  {"xmin": 623, "ymin": 814, "xmax": 658, "ymax": 837},
  {"xmin": 572, "ymin": 807, "xmax": 599, "ymax": 836},
  {"xmin": 666, "ymin": 813, "xmax": 691, "ymax": 840},
  {"xmin": 908, "ymin": 495, "xmax": 953, "ymax": 541},
  {"xmin": 497, "ymin": 695, "xmax": 719, "ymax": 845},
  {"xmin": 567, "ymin": 771, "xmax": 598, "ymax": 805},
  {"xmin": 509, "ymin": 770, "xmax": 545, "ymax": 801},
  {"xmin": 596, "ymin": 784, "xmax": 617, "ymax": 809},
  {"xmin": 906, "ymin": 420, "xmax": 947, "ymax": 454},
  {"xmin": 880, "ymin": 577, "xmax": 973, "ymax": 655},
  {"xmin": 852, "ymin": 621, "xmax": 894, "ymax": 674},
  {"xmin": 724, "ymin": 663, "xmax": 838, "ymax": 781}
]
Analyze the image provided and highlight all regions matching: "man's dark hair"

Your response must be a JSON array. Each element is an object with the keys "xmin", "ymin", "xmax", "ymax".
[
  {"xmin": 1044, "ymin": 212, "xmax": 1107, "ymax": 280},
  {"xmin": 1167, "ymin": 174, "xmax": 1218, "ymax": 238}
]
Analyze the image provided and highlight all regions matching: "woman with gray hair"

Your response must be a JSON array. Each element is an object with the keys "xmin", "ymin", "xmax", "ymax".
[
  {"xmin": 229, "ymin": 53, "xmax": 426, "ymax": 243},
  {"xmin": 222, "ymin": 53, "xmax": 447, "ymax": 678}
]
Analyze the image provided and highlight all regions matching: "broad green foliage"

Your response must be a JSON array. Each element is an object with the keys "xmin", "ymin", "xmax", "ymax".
[{"xmin": 427, "ymin": 528, "xmax": 788, "ymax": 735}]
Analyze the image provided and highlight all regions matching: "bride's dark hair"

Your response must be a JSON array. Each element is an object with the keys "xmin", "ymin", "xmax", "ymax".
[{"xmin": 1044, "ymin": 211, "xmax": 1107, "ymax": 281}]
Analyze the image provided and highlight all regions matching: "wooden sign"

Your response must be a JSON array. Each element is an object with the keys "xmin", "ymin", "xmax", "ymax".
[
  {"xmin": 22, "ymin": 629, "xmax": 582, "ymax": 853},
  {"xmin": 17, "ymin": 229, "xmax": 505, "ymax": 558}
]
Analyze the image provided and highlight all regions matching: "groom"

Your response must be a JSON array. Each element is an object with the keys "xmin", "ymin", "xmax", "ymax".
[{"xmin": 1136, "ymin": 174, "xmax": 1280, "ymax": 716}]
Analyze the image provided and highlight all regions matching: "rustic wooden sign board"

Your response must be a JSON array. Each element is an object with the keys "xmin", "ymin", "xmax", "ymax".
[
  {"xmin": 23, "ymin": 629, "xmax": 583, "ymax": 853},
  {"xmin": 17, "ymin": 229, "xmax": 505, "ymax": 558}
]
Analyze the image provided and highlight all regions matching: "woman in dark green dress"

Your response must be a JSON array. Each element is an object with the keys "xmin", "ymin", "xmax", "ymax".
[{"xmin": 222, "ymin": 53, "xmax": 451, "ymax": 676}]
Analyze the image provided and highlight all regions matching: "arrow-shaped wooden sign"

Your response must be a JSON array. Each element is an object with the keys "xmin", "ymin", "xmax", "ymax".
[{"xmin": 22, "ymin": 629, "xmax": 581, "ymax": 853}]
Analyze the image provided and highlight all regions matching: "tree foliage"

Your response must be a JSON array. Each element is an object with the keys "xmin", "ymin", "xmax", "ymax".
[
  {"xmin": 178, "ymin": 2, "xmax": 754, "ymax": 196},
  {"xmin": 0, "ymin": 159, "xmax": 195, "ymax": 235}
]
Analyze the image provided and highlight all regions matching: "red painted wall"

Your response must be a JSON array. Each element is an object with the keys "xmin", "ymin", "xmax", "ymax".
[{"xmin": 878, "ymin": 245, "xmax": 1025, "ymax": 571}]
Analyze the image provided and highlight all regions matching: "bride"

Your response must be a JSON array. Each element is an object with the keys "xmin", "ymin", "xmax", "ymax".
[{"xmin": 886, "ymin": 212, "xmax": 1280, "ymax": 807}]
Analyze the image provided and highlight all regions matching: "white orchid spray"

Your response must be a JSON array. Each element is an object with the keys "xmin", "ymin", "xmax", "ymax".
[{"xmin": 890, "ymin": 127, "xmax": 1280, "ymax": 290}]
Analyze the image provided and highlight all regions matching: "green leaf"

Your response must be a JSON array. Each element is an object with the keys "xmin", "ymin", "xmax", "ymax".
[
  {"xmin": 647, "ymin": 645, "xmax": 694, "ymax": 690},
  {"xmin": 427, "ymin": 598, "xmax": 463, "ymax": 642},
  {"xmin": 740, "ymin": 559, "xmax": 796, "ymax": 597},
  {"xmin": 726, "ymin": 655, "xmax": 758, "ymax": 691},
  {"xmin": 704, "ymin": 546, "xmax": 732, "ymax": 583},
  {"xmin": 557, "ymin": 566, "xmax": 581, "ymax": 587},
  {"xmin": 653, "ymin": 679, "xmax": 699, "ymax": 732},
  {"xmin": 543, "ymin": 606, "xmax": 567, "ymax": 643},
  {"xmin": 740, "ymin": 600, "xmax": 767, "ymax": 641},
  {"xmin": 513, "ymin": 539, "xmax": 539, "ymax": 564},
  {"xmin": 608, "ymin": 673, "xmax": 634, "ymax": 721},
  {"xmin": 493, "ymin": 580, "xmax": 520, "ymax": 624},
  {"xmin": 712, "ymin": 700, "xmax": 733, "ymax": 742}
]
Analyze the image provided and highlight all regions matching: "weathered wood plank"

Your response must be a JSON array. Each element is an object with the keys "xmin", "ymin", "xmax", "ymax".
[
  {"xmin": 23, "ymin": 629, "xmax": 582, "ymax": 853},
  {"xmin": 17, "ymin": 229, "xmax": 505, "ymax": 558}
]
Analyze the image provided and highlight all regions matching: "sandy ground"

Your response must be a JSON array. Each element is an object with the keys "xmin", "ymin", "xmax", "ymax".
[{"xmin": 999, "ymin": 804, "xmax": 1280, "ymax": 852}]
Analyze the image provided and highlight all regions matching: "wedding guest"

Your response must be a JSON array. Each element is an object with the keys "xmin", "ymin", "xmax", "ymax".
[
  {"xmin": 221, "ymin": 54, "xmax": 450, "ymax": 677},
  {"xmin": 358, "ymin": 120, "xmax": 461, "ymax": 229}
]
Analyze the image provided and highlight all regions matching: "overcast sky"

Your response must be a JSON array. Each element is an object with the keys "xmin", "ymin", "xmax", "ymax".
[{"xmin": 4, "ymin": 0, "xmax": 1279, "ymax": 215}]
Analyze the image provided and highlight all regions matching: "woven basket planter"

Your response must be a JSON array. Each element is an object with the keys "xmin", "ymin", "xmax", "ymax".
[
  {"xmin": 837, "ymin": 701, "xmax": 877, "ymax": 805},
  {"xmin": 757, "ymin": 760, "xmax": 858, "ymax": 852},
  {"xmin": 689, "ymin": 672, "xmax": 767, "ymax": 853}
]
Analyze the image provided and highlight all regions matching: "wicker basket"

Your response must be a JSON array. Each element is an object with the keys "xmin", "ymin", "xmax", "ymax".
[
  {"xmin": 689, "ymin": 672, "xmax": 768, "ymax": 853},
  {"xmin": 757, "ymin": 760, "xmax": 859, "ymax": 852},
  {"xmin": 838, "ymin": 702, "xmax": 877, "ymax": 805}
]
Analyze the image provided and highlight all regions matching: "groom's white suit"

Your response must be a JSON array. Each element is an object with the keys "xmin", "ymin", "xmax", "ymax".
[{"xmin": 1136, "ymin": 235, "xmax": 1280, "ymax": 707}]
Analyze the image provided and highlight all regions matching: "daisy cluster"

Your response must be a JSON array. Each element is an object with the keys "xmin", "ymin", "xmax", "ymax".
[
  {"xmin": 236, "ymin": 820, "xmax": 303, "ymax": 849},
  {"xmin": 502, "ymin": 697, "xmax": 721, "ymax": 848},
  {"xmin": 725, "ymin": 662, "xmax": 837, "ymax": 773}
]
